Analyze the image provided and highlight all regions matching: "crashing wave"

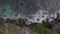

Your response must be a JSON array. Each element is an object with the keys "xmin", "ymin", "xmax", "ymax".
[{"xmin": 1, "ymin": 9, "xmax": 60, "ymax": 25}]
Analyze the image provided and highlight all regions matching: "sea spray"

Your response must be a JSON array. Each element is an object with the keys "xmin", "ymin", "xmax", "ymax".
[{"xmin": 0, "ymin": 5, "xmax": 60, "ymax": 25}]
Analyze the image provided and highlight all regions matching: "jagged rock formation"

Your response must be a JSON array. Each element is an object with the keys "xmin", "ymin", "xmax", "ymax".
[{"xmin": 0, "ymin": 12, "xmax": 60, "ymax": 34}]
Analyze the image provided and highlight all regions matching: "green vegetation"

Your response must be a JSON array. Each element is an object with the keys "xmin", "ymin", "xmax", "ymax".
[{"xmin": 32, "ymin": 24, "xmax": 53, "ymax": 34}]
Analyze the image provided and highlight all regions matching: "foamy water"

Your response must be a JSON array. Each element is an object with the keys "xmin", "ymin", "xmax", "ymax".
[
  {"xmin": 25, "ymin": 10, "xmax": 60, "ymax": 24},
  {"xmin": 2, "ymin": 10, "xmax": 60, "ymax": 25},
  {"xmin": 0, "ymin": 5, "xmax": 60, "ymax": 25}
]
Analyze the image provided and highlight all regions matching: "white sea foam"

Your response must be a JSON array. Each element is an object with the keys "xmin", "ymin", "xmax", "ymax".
[
  {"xmin": 30, "ymin": 10, "xmax": 49, "ymax": 23},
  {"xmin": 2, "ymin": 9, "xmax": 60, "ymax": 25},
  {"xmin": 26, "ymin": 10, "xmax": 59, "ymax": 24}
]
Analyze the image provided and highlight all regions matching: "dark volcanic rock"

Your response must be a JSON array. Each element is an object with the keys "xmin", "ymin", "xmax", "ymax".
[
  {"xmin": 5, "ymin": 18, "xmax": 11, "ymax": 23},
  {"xmin": 0, "ymin": 18, "xmax": 5, "ymax": 26},
  {"xmin": 5, "ymin": 18, "xmax": 26, "ymax": 26},
  {"xmin": 16, "ymin": 18, "xmax": 26, "ymax": 26},
  {"xmin": 42, "ymin": 19, "xmax": 53, "ymax": 29}
]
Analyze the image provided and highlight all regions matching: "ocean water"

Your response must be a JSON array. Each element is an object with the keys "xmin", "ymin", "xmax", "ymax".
[{"xmin": 0, "ymin": 0, "xmax": 60, "ymax": 23}]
